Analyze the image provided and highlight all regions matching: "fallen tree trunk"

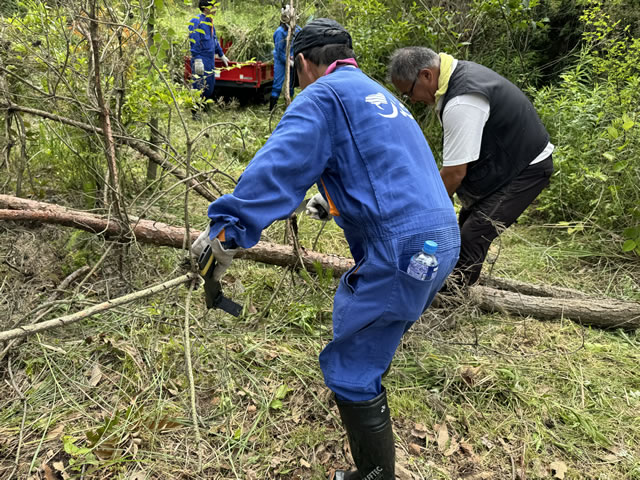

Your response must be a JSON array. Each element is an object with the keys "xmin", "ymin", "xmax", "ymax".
[
  {"xmin": 470, "ymin": 285, "xmax": 640, "ymax": 330},
  {"xmin": 0, "ymin": 194, "xmax": 354, "ymax": 273},
  {"xmin": 2, "ymin": 194, "xmax": 639, "ymax": 329},
  {"xmin": 479, "ymin": 275, "xmax": 592, "ymax": 299}
]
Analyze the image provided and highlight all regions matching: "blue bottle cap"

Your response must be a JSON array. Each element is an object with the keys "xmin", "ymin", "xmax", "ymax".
[{"xmin": 422, "ymin": 240, "xmax": 437, "ymax": 254}]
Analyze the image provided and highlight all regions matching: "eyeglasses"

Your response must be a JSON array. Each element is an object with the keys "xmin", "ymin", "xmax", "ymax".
[{"xmin": 401, "ymin": 74, "xmax": 418, "ymax": 102}]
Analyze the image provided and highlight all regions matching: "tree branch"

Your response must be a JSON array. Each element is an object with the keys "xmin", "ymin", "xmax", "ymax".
[
  {"xmin": 2, "ymin": 194, "xmax": 639, "ymax": 329},
  {"xmin": 0, "ymin": 103, "xmax": 217, "ymax": 201},
  {"xmin": 0, "ymin": 273, "xmax": 197, "ymax": 343}
]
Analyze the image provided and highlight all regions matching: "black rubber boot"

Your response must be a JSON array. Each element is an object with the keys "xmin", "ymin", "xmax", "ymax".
[
  {"xmin": 269, "ymin": 95, "xmax": 278, "ymax": 111},
  {"xmin": 333, "ymin": 388, "xmax": 395, "ymax": 480}
]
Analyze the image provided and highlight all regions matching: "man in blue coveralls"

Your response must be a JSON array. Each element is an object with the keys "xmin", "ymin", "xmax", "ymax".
[
  {"xmin": 269, "ymin": 5, "xmax": 301, "ymax": 111},
  {"xmin": 192, "ymin": 19, "xmax": 460, "ymax": 479},
  {"xmin": 188, "ymin": 0, "xmax": 230, "ymax": 103}
]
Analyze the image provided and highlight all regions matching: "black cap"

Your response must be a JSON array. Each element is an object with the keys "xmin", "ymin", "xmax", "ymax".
[
  {"xmin": 199, "ymin": 0, "xmax": 216, "ymax": 9},
  {"xmin": 293, "ymin": 18, "xmax": 352, "ymax": 58}
]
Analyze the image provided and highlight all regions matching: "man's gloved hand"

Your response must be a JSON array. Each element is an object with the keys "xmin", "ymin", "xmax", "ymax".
[
  {"xmin": 305, "ymin": 193, "xmax": 332, "ymax": 221},
  {"xmin": 221, "ymin": 55, "xmax": 230, "ymax": 67},
  {"xmin": 193, "ymin": 58, "xmax": 205, "ymax": 76},
  {"xmin": 192, "ymin": 225, "xmax": 238, "ymax": 281}
]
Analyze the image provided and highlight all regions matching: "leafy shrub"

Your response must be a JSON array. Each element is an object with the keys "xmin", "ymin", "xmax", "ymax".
[
  {"xmin": 534, "ymin": 2, "xmax": 640, "ymax": 255},
  {"xmin": 343, "ymin": 0, "xmax": 454, "ymax": 82}
]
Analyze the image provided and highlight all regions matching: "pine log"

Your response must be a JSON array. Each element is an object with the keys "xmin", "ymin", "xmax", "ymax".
[
  {"xmin": 470, "ymin": 285, "xmax": 640, "ymax": 330},
  {"xmin": 480, "ymin": 276, "xmax": 591, "ymax": 299},
  {"xmin": 0, "ymin": 194, "xmax": 354, "ymax": 273},
  {"xmin": 2, "ymin": 194, "xmax": 639, "ymax": 329}
]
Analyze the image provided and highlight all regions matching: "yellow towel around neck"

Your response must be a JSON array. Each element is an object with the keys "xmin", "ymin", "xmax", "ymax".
[{"xmin": 434, "ymin": 52, "xmax": 455, "ymax": 106}]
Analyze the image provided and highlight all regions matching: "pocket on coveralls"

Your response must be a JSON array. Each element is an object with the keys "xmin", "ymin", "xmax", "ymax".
[
  {"xmin": 392, "ymin": 268, "xmax": 436, "ymax": 321},
  {"xmin": 342, "ymin": 255, "xmax": 367, "ymax": 295}
]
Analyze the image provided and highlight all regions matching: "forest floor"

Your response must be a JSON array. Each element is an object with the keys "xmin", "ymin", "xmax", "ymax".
[{"xmin": 1, "ymin": 101, "xmax": 639, "ymax": 480}]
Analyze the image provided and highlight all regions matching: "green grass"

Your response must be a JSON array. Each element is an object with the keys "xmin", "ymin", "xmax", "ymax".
[
  {"xmin": 1, "ymin": 214, "xmax": 639, "ymax": 479},
  {"xmin": 2, "ymin": 95, "xmax": 639, "ymax": 480}
]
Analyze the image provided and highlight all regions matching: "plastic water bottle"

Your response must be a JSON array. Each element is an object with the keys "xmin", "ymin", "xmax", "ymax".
[{"xmin": 406, "ymin": 240, "xmax": 439, "ymax": 281}]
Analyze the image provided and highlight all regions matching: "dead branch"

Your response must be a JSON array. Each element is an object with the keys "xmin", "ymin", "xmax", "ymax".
[
  {"xmin": 0, "ymin": 103, "xmax": 216, "ymax": 201},
  {"xmin": 0, "ymin": 265, "xmax": 91, "ymax": 362},
  {"xmin": 283, "ymin": 1, "xmax": 295, "ymax": 107},
  {"xmin": 88, "ymin": 2, "xmax": 127, "ymax": 225},
  {"xmin": 0, "ymin": 273, "xmax": 196, "ymax": 343}
]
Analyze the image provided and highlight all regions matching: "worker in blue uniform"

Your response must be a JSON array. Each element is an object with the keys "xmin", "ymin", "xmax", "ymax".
[
  {"xmin": 270, "ymin": 5, "xmax": 301, "ymax": 111},
  {"xmin": 191, "ymin": 19, "xmax": 460, "ymax": 479},
  {"xmin": 188, "ymin": 0, "xmax": 229, "ymax": 103}
]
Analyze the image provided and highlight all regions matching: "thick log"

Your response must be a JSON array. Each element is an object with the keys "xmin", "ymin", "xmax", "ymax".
[
  {"xmin": 470, "ymin": 285, "xmax": 640, "ymax": 330},
  {"xmin": 0, "ymin": 194, "xmax": 354, "ymax": 273},
  {"xmin": 480, "ymin": 275, "xmax": 591, "ymax": 299},
  {"xmin": 2, "ymin": 194, "xmax": 639, "ymax": 329}
]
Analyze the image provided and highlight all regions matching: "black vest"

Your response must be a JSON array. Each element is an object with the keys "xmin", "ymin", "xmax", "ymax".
[{"xmin": 440, "ymin": 61, "xmax": 549, "ymax": 207}]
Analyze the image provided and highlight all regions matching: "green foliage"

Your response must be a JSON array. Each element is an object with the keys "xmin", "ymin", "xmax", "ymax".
[
  {"xmin": 468, "ymin": 0, "xmax": 551, "ymax": 85},
  {"xmin": 215, "ymin": 3, "xmax": 280, "ymax": 61},
  {"xmin": 623, "ymin": 226, "xmax": 640, "ymax": 255},
  {"xmin": 285, "ymin": 301, "xmax": 328, "ymax": 335},
  {"xmin": 0, "ymin": 0, "xmax": 19, "ymax": 16},
  {"xmin": 342, "ymin": 0, "xmax": 456, "ymax": 81},
  {"xmin": 269, "ymin": 383, "xmax": 292, "ymax": 410},
  {"xmin": 64, "ymin": 231, "xmax": 100, "ymax": 273},
  {"xmin": 534, "ymin": 1, "xmax": 640, "ymax": 255}
]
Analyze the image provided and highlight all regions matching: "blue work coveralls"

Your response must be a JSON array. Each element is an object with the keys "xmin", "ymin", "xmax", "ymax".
[
  {"xmin": 271, "ymin": 24, "xmax": 301, "ymax": 100},
  {"xmin": 206, "ymin": 65, "xmax": 460, "ymax": 402},
  {"xmin": 189, "ymin": 13, "xmax": 224, "ymax": 99}
]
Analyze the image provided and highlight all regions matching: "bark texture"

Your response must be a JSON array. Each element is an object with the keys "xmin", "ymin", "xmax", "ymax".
[
  {"xmin": 2, "ymin": 194, "xmax": 639, "ymax": 329},
  {"xmin": 470, "ymin": 285, "xmax": 640, "ymax": 330}
]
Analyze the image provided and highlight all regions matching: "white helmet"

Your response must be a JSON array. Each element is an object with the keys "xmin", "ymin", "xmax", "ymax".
[{"xmin": 280, "ymin": 5, "xmax": 293, "ymax": 23}]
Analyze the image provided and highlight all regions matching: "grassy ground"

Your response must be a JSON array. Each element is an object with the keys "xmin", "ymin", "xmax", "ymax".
[
  {"xmin": 1, "ymin": 6, "xmax": 640, "ymax": 476},
  {"xmin": 1, "ymin": 208, "xmax": 639, "ymax": 480},
  {"xmin": 1, "ymin": 97, "xmax": 639, "ymax": 479}
]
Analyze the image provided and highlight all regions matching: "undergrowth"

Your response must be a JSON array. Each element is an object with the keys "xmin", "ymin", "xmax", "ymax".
[{"xmin": 1, "ymin": 201, "xmax": 639, "ymax": 479}]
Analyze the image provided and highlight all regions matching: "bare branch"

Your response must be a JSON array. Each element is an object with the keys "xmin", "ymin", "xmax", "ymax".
[
  {"xmin": 0, "ymin": 102, "xmax": 217, "ymax": 201},
  {"xmin": 0, "ymin": 273, "xmax": 197, "ymax": 343}
]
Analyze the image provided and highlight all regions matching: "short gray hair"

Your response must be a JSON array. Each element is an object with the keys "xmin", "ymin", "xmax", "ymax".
[{"xmin": 388, "ymin": 47, "xmax": 440, "ymax": 83}]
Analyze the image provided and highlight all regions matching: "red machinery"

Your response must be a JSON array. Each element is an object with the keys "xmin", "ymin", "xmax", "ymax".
[{"xmin": 184, "ymin": 39, "xmax": 274, "ymax": 104}]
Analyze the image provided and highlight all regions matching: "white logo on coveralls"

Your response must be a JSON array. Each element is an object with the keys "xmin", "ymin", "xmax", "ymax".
[{"xmin": 365, "ymin": 93, "xmax": 414, "ymax": 120}]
